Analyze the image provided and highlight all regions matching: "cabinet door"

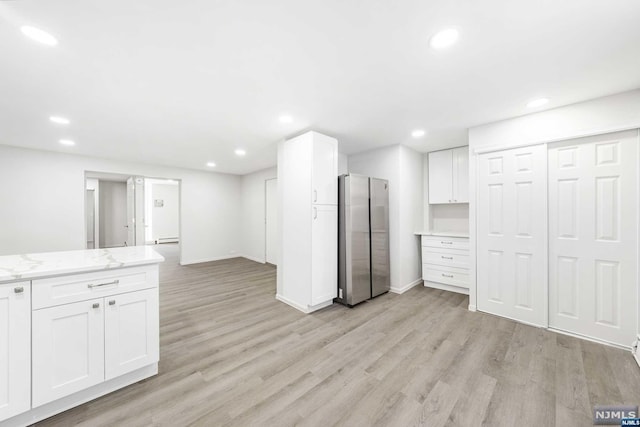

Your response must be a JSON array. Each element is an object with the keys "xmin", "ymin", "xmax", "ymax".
[
  {"xmin": 428, "ymin": 150, "xmax": 453, "ymax": 204},
  {"xmin": 0, "ymin": 282, "xmax": 30, "ymax": 422},
  {"xmin": 105, "ymin": 288, "xmax": 159, "ymax": 380},
  {"xmin": 32, "ymin": 298, "xmax": 105, "ymax": 407},
  {"xmin": 311, "ymin": 205, "xmax": 338, "ymax": 306},
  {"xmin": 312, "ymin": 136, "xmax": 338, "ymax": 205},
  {"xmin": 452, "ymin": 147, "xmax": 469, "ymax": 203}
]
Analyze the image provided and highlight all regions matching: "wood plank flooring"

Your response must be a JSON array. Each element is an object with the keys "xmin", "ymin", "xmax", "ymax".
[{"xmin": 36, "ymin": 244, "xmax": 640, "ymax": 426}]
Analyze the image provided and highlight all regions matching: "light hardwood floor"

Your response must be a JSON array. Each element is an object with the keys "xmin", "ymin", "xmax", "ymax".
[{"xmin": 37, "ymin": 244, "xmax": 640, "ymax": 426}]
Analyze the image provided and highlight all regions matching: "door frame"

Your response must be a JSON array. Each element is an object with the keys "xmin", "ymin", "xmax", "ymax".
[{"xmin": 264, "ymin": 177, "xmax": 277, "ymax": 266}]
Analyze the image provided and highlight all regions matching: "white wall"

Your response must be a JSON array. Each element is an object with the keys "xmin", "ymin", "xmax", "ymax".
[
  {"xmin": 0, "ymin": 145, "xmax": 241, "ymax": 264},
  {"xmin": 348, "ymin": 144, "xmax": 423, "ymax": 292},
  {"xmin": 467, "ymin": 89, "xmax": 640, "ymax": 313},
  {"xmin": 150, "ymin": 183, "xmax": 180, "ymax": 242},
  {"xmin": 398, "ymin": 146, "xmax": 424, "ymax": 290},
  {"xmin": 98, "ymin": 181, "xmax": 127, "ymax": 248},
  {"xmin": 240, "ymin": 167, "xmax": 277, "ymax": 263}
]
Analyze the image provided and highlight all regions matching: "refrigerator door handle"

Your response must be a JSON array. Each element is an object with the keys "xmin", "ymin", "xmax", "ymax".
[
  {"xmin": 313, "ymin": 207, "xmax": 317, "ymax": 219},
  {"xmin": 313, "ymin": 189, "xmax": 318, "ymax": 203}
]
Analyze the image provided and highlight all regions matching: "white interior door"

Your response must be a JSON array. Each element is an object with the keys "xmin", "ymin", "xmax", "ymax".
[
  {"xmin": 126, "ymin": 177, "xmax": 136, "ymax": 246},
  {"xmin": 265, "ymin": 178, "xmax": 278, "ymax": 265},
  {"xmin": 548, "ymin": 130, "xmax": 638, "ymax": 347},
  {"xmin": 477, "ymin": 145, "xmax": 547, "ymax": 327}
]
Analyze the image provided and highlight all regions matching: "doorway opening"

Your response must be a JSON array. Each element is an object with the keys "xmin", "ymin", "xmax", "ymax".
[{"xmin": 84, "ymin": 172, "xmax": 182, "ymax": 264}]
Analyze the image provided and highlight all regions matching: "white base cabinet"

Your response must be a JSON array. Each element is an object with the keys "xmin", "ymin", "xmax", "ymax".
[
  {"xmin": 421, "ymin": 235, "xmax": 470, "ymax": 294},
  {"xmin": 105, "ymin": 288, "xmax": 159, "ymax": 380},
  {"xmin": 0, "ymin": 263, "xmax": 160, "ymax": 426},
  {"xmin": 32, "ymin": 298, "xmax": 105, "ymax": 407},
  {"xmin": 0, "ymin": 282, "xmax": 30, "ymax": 422}
]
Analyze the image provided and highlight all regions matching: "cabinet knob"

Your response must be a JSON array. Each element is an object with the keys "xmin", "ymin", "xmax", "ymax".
[
  {"xmin": 109, "ymin": 300, "xmax": 116, "ymax": 306},
  {"xmin": 92, "ymin": 303, "xmax": 100, "ymax": 309},
  {"xmin": 14, "ymin": 286, "xmax": 24, "ymax": 294}
]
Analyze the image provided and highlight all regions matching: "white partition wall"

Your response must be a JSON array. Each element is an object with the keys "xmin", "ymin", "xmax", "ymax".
[
  {"xmin": 476, "ymin": 145, "xmax": 547, "ymax": 327},
  {"xmin": 548, "ymin": 130, "xmax": 638, "ymax": 347}
]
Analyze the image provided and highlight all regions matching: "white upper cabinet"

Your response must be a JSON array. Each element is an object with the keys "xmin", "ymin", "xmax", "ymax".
[
  {"xmin": 312, "ymin": 133, "xmax": 338, "ymax": 205},
  {"xmin": 428, "ymin": 147, "xmax": 469, "ymax": 204},
  {"xmin": 452, "ymin": 147, "xmax": 469, "ymax": 203},
  {"xmin": 0, "ymin": 282, "xmax": 30, "ymax": 422}
]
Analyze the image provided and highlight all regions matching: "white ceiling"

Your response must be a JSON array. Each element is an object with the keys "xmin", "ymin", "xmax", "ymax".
[{"xmin": 1, "ymin": 0, "xmax": 639, "ymax": 175}]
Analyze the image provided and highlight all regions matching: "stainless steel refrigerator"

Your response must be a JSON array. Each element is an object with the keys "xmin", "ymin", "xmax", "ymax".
[{"xmin": 336, "ymin": 174, "xmax": 390, "ymax": 306}]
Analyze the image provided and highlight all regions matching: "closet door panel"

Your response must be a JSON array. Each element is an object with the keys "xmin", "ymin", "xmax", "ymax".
[
  {"xmin": 477, "ymin": 145, "xmax": 547, "ymax": 327},
  {"xmin": 548, "ymin": 130, "xmax": 637, "ymax": 347}
]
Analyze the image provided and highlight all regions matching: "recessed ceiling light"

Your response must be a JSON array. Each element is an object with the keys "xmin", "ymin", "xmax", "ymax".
[
  {"xmin": 279, "ymin": 115, "xmax": 293, "ymax": 123},
  {"xmin": 234, "ymin": 149, "xmax": 246, "ymax": 156},
  {"xmin": 21, "ymin": 26, "xmax": 58, "ymax": 46},
  {"xmin": 411, "ymin": 129, "xmax": 426, "ymax": 138},
  {"xmin": 59, "ymin": 139, "xmax": 75, "ymax": 146},
  {"xmin": 49, "ymin": 116, "xmax": 70, "ymax": 125},
  {"xmin": 429, "ymin": 28, "xmax": 459, "ymax": 49},
  {"xmin": 526, "ymin": 98, "xmax": 549, "ymax": 108},
  {"xmin": 206, "ymin": 161, "xmax": 216, "ymax": 167}
]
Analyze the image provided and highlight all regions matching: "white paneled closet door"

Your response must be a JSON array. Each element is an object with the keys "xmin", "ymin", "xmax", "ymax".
[
  {"xmin": 477, "ymin": 145, "xmax": 547, "ymax": 327},
  {"xmin": 548, "ymin": 130, "xmax": 638, "ymax": 347}
]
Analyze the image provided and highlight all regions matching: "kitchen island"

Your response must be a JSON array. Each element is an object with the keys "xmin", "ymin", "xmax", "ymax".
[{"xmin": 0, "ymin": 246, "xmax": 164, "ymax": 427}]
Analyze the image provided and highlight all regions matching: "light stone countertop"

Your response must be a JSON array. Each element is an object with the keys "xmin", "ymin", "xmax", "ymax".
[
  {"xmin": 414, "ymin": 231, "xmax": 470, "ymax": 238},
  {"xmin": 0, "ymin": 246, "xmax": 165, "ymax": 283}
]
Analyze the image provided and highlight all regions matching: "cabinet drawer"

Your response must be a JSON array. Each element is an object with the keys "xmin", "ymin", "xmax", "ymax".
[
  {"xmin": 423, "ymin": 264, "xmax": 469, "ymax": 288},
  {"xmin": 33, "ymin": 265, "xmax": 159, "ymax": 310},
  {"xmin": 422, "ymin": 250, "xmax": 469, "ymax": 269},
  {"xmin": 422, "ymin": 236, "xmax": 469, "ymax": 251}
]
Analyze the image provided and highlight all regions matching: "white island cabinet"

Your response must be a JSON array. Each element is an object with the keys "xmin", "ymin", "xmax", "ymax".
[{"xmin": 0, "ymin": 246, "xmax": 163, "ymax": 427}]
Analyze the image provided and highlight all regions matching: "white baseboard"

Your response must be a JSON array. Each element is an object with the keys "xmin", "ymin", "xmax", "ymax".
[
  {"xmin": 549, "ymin": 327, "xmax": 632, "ymax": 351},
  {"xmin": 275, "ymin": 294, "xmax": 333, "ymax": 314},
  {"xmin": 180, "ymin": 254, "xmax": 240, "ymax": 266},
  {"xmin": 633, "ymin": 334, "xmax": 640, "ymax": 368},
  {"xmin": 241, "ymin": 254, "xmax": 266, "ymax": 264},
  {"xmin": 424, "ymin": 280, "xmax": 469, "ymax": 295},
  {"xmin": 390, "ymin": 278, "xmax": 422, "ymax": 294},
  {"xmin": 4, "ymin": 364, "xmax": 157, "ymax": 427},
  {"xmin": 468, "ymin": 304, "xmax": 477, "ymax": 312}
]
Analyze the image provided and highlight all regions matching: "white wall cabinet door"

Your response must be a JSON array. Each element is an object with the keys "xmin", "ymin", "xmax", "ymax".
[
  {"xmin": 548, "ymin": 130, "xmax": 638, "ymax": 347},
  {"xmin": 452, "ymin": 147, "xmax": 469, "ymax": 203},
  {"xmin": 477, "ymin": 145, "xmax": 547, "ymax": 327},
  {"xmin": 312, "ymin": 136, "xmax": 338, "ymax": 205},
  {"xmin": 32, "ymin": 298, "xmax": 105, "ymax": 407},
  {"xmin": 428, "ymin": 149, "xmax": 453, "ymax": 204},
  {"xmin": 311, "ymin": 205, "xmax": 338, "ymax": 306},
  {"xmin": 105, "ymin": 289, "xmax": 159, "ymax": 380},
  {"xmin": 0, "ymin": 282, "xmax": 30, "ymax": 422}
]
